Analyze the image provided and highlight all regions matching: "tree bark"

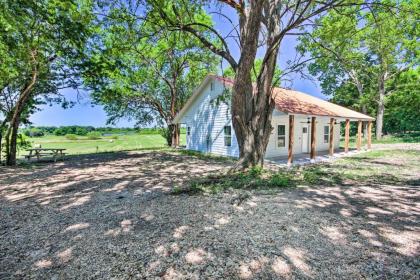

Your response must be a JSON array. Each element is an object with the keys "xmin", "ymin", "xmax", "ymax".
[
  {"xmin": 169, "ymin": 123, "xmax": 180, "ymax": 148},
  {"xmin": 230, "ymin": 1, "xmax": 268, "ymax": 170},
  {"xmin": 376, "ymin": 74, "xmax": 386, "ymax": 140},
  {"xmin": 5, "ymin": 69, "xmax": 38, "ymax": 166}
]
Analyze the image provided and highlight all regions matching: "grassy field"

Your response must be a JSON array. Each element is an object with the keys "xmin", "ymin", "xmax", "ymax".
[
  {"xmin": 22, "ymin": 133, "xmax": 186, "ymax": 157},
  {"xmin": 21, "ymin": 132, "xmax": 418, "ymax": 157},
  {"xmin": 339, "ymin": 133, "xmax": 420, "ymax": 148}
]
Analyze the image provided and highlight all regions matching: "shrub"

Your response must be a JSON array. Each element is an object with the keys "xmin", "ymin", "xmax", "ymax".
[
  {"xmin": 75, "ymin": 127, "xmax": 88, "ymax": 136},
  {"xmin": 269, "ymin": 173, "xmax": 294, "ymax": 187},
  {"xmin": 65, "ymin": 134, "xmax": 78, "ymax": 140},
  {"xmin": 86, "ymin": 131, "xmax": 101, "ymax": 140},
  {"xmin": 24, "ymin": 128, "xmax": 44, "ymax": 137},
  {"xmin": 248, "ymin": 166, "xmax": 263, "ymax": 177},
  {"xmin": 110, "ymin": 135, "xmax": 119, "ymax": 140}
]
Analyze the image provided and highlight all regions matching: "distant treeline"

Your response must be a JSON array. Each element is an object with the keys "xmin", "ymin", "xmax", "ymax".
[
  {"xmin": 24, "ymin": 126, "xmax": 149, "ymax": 137},
  {"xmin": 22, "ymin": 126, "xmax": 185, "ymax": 137}
]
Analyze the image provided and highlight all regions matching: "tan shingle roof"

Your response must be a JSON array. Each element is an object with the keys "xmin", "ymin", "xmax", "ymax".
[
  {"xmin": 272, "ymin": 87, "xmax": 374, "ymax": 120},
  {"xmin": 215, "ymin": 75, "xmax": 374, "ymax": 121}
]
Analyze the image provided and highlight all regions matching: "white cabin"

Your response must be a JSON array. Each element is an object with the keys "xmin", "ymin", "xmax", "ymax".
[{"xmin": 173, "ymin": 75, "xmax": 374, "ymax": 162}]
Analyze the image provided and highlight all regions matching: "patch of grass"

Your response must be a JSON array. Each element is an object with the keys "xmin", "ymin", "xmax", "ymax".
[
  {"xmin": 374, "ymin": 132, "xmax": 420, "ymax": 144},
  {"xmin": 23, "ymin": 133, "xmax": 186, "ymax": 157},
  {"xmin": 178, "ymin": 148, "xmax": 420, "ymax": 195},
  {"xmin": 340, "ymin": 132, "xmax": 420, "ymax": 148},
  {"xmin": 176, "ymin": 168, "xmax": 296, "ymax": 195},
  {"xmin": 65, "ymin": 134, "xmax": 78, "ymax": 140},
  {"xmin": 302, "ymin": 165, "xmax": 343, "ymax": 185},
  {"xmin": 178, "ymin": 149, "xmax": 233, "ymax": 162}
]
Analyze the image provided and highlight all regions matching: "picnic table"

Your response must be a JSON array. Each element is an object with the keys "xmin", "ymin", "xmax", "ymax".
[{"xmin": 25, "ymin": 148, "xmax": 67, "ymax": 162}]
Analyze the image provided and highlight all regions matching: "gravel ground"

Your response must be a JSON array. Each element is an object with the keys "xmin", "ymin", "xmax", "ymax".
[{"xmin": 0, "ymin": 148, "xmax": 419, "ymax": 279}]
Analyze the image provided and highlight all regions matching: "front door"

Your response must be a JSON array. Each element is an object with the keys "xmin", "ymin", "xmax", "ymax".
[{"xmin": 302, "ymin": 126, "xmax": 309, "ymax": 153}]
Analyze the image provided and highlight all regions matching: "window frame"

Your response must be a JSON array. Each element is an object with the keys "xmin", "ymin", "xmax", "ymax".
[
  {"xmin": 277, "ymin": 124, "xmax": 286, "ymax": 148},
  {"xmin": 324, "ymin": 125, "xmax": 330, "ymax": 143},
  {"xmin": 224, "ymin": 125, "xmax": 232, "ymax": 147}
]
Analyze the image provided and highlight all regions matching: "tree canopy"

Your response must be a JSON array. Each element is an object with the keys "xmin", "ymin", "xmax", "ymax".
[
  {"xmin": 0, "ymin": 0, "xmax": 94, "ymax": 165},
  {"xmin": 83, "ymin": 1, "xmax": 217, "ymax": 146},
  {"xmin": 298, "ymin": 0, "xmax": 419, "ymax": 139}
]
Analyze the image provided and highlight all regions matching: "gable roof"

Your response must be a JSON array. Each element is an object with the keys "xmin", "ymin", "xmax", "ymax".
[{"xmin": 173, "ymin": 75, "xmax": 374, "ymax": 123}]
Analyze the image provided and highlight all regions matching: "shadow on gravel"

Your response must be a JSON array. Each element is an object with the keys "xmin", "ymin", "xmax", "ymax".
[{"xmin": 0, "ymin": 149, "xmax": 419, "ymax": 279}]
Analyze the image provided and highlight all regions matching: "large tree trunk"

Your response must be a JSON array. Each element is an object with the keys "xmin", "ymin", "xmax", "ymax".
[
  {"xmin": 231, "ymin": 1, "xmax": 267, "ymax": 169},
  {"xmin": 376, "ymin": 74, "xmax": 386, "ymax": 140},
  {"xmin": 231, "ymin": 1, "xmax": 283, "ymax": 170},
  {"xmin": 5, "ymin": 70, "xmax": 37, "ymax": 166},
  {"xmin": 169, "ymin": 123, "xmax": 180, "ymax": 148}
]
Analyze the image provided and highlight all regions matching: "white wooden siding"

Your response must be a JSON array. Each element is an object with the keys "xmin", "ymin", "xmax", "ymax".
[
  {"xmin": 181, "ymin": 80, "xmax": 239, "ymax": 157},
  {"xmin": 180, "ymin": 78, "xmax": 341, "ymax": 158}
]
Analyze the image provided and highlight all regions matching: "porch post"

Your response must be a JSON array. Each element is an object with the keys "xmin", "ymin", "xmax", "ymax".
[
  {"xmin": 310, "ymin": 116, "xmax": 316, "ymax": 162},
  {"xmin": 367, "ymin": 120, "xmax": 372, "ymax": 150},
  {"xmin": 287, "ymin": 115, "xmax": 294, "ymax": 166},
  {"xmin": 357, "ymin": 120, "xmax": 362, "ymax": 151},
  {"xmin": 345, "ymin": 119, "xmax": 350, "ymax": 153},
  {"xmin": 329, "ymin": 118, "xmax": 334, "ymax": 156}
]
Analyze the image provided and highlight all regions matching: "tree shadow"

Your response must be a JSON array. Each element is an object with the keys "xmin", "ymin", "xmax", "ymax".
[{"xmin": 0, "ymin": 149, "xmax": 419, "ymax": 279}]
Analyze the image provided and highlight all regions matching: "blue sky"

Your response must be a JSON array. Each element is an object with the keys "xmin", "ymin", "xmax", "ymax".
[{"xmin": 30, "ymin": 5, "xmax": 324, "ymax": 127}]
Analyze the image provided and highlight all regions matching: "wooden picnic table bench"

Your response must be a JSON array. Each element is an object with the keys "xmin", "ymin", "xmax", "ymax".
[{"xmin": 25, "ymin": 148, "xmax": 67, "ymax": 162}]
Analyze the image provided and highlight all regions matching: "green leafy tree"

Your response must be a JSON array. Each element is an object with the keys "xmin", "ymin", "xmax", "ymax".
[
  {"xmin": 384, "ymin": 68, "xmax": 420, "ymax": 134},
  {"xmin": 299, "ymin": 0, "xmax": 418, "ymax": 139},
  {"xmin": 83, "ymin": 2, "xmax": 216, "ymax": 147},
  {"xmin": 364, "ymin": 0, "xmax": 419, "ymax": 139},
  {"xmin": 0, "ymin": 0, "xmax": 94, "ymax": 165}
]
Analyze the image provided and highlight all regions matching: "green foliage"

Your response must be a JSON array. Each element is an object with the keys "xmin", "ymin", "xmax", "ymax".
[
  {"xmin": 298, "ymin": 0, "xmax": 419, "ymax": 135},
  {"xmin": 223, "ymin": 59, "xmax": 282, "ymax": 87},
  {"xmin": 86, "ymin": 131, "xmax": 101, "ymax": 140},
  {"xmin": 0, "ymin": 0, "xmax": 95, "ymax": 164},
  {"xmin": 23, "ymin": 127, "xmax": 45, "ymax": 137},
  {"xmin": 384, "ymin": 69, "xmax": 420, "ymax": 133},
  {"xmin": 54, "ymin": 126, "xmax": 95, "ymax": 136},
  {"xmin": 82, "ymin": 1, "xmax": 217, "ymax": 141},
  {"xmin": 65, "ymin": 134, "xmax": 78, "ymax": 140},
  {"xmin": 269, "ymin": 173, "xmax": 294, "ymax": 188}
]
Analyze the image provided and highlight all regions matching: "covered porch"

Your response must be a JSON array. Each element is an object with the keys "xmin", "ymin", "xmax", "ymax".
[{"xmin": 282, "ymin": 115, "xmax": 373, "ymax": 166}]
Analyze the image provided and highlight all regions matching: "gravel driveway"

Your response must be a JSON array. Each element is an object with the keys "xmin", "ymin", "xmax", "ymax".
[{"xmin": 1, "ymin": 149, "xmax": 419, "ymax": 279}]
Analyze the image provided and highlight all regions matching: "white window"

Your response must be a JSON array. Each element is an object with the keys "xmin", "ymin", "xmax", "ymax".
[
  {"xmin": 324, "ymin": 126, "xmax": 329, "ymax": 143},
  {"xmin": 277, "ymin": 125, "xmax": 286, "ymax": 147},
  {"xmin": 224, "ymin": 126, "xmax": 231, "ymax": 146},
  {"xmin": 210, "ymin": 81, "xmax": 215, "ymax": 91}
]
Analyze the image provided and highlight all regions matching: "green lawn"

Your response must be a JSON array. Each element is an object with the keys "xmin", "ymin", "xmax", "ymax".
[
  {"xmin": 22, "ymin": 133, "xmax": 186, "ymax": 156},
  {"xmin": 339, "ymin": 133, "xmax": 420, "ymax": 149}
]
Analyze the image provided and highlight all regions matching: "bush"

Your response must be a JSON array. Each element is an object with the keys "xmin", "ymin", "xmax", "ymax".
[
  {"xmin": 86, "ymin": 131, "xmax": 101, "ymax": 140},
  {"xmin": 24, "ymin": 128, "xmax": 44, "ymax": 137},
  {"xmin": 75, "ymin": 127, "xmax": 88, "ymax": 136},
  {"xmin": 269, "ymin": 173, "xmax": 294, "ymax": 187},
  {"xmin": 65, "ymin": 134, "xmax": 78, "ymax": 140},
  {"xmin": 248, "ymin": 166, "xmax": 263, "ymax": 177}
]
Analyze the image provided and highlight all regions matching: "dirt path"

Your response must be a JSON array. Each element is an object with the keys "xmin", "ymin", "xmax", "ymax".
[{"xmin": 0, "ymin": 149, "xmax": 419, "ymax": 279}]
